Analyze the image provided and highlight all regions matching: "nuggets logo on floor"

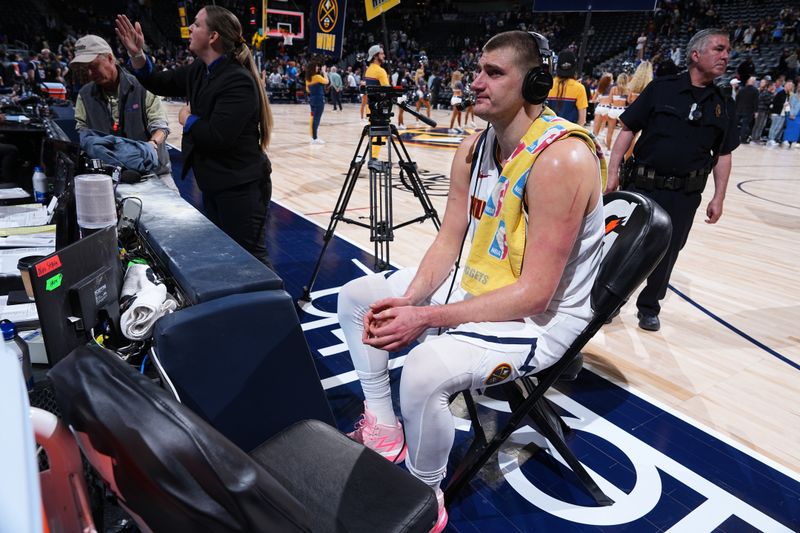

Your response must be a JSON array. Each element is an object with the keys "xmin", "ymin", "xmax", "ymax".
[
  {"xmin": 485, "ymin": 363, "xmax": 512, "ymax": 385},
  {"xmin": 398, "ymin": 126, "xmax": 482, "ymax": 148}
]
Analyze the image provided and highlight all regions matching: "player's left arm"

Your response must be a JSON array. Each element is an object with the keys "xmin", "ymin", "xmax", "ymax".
[{"xmin": 429, "ymin": 137, "xmax": 600, "ymax": 323}]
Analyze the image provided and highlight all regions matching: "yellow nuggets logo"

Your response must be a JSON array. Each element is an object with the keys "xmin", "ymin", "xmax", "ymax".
[{"xmin": 318, "ymin": 0, "xmax": 338, "ymax": 33}]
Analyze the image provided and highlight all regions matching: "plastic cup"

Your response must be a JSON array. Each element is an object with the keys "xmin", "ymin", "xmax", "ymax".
[
  {"xmin": 17, "ymin": 255, "xmax": 45, "ymax": 298},
  {"xmin": 75, "ymin": 174, "xmax": 116, "ymax": 230}
]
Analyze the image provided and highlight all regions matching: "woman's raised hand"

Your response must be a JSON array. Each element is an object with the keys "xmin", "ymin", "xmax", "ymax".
[{"xmin": 115, "ymin": 15, "xmax": 146, "ymax": 57}]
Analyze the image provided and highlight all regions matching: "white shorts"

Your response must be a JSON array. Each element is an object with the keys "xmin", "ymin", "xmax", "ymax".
[
  {"xmin": 450, "ymin": 96, "xmax": 462, "ymax": 107},
  {"xmin": 594, "ymin": 104, "xmax": 610, "ymax": 117},
  {"xmin": 382, "ymin": 267, "xmax": 590, "ymax": 372},
  {"xmin": 608, "ymin": 106, "xmax": 626, "ymax": 120}
]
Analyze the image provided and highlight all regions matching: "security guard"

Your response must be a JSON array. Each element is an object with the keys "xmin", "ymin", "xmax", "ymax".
[{"xmin": 606, "ymin": 28, "xmax": 739, "ymax": 331}]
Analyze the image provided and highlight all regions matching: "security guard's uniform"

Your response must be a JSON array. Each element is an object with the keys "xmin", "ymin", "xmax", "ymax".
[{"xmin": 620, "ymin": 71, "xmax": 739, "ymax": 317}]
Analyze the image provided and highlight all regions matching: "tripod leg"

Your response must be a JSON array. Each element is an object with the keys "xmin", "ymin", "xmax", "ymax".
[
  {"xmin": 301, "ymin": 130, "xmax": 372, "ymax": 300},
  {"xmin": 368, "ymin": 156, "xmax": 393, "ymax": 271},
  {"xmin": 390, "ymin": 134, "xmax": 441, "ymax": 231}
]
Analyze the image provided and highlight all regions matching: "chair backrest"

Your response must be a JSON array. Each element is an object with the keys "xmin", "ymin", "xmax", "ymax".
[
  {"xmin": 592, "ymin": 191, "xmax": 672, "ymax": 319},
  {"xmin": 48, "ymin": 345, "xmax": 311, "ymax": 533}
]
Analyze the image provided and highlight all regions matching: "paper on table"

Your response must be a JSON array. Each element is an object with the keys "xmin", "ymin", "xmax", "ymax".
[
  {"xmin": 0, "ymin": 295, "xmax": 38, "ymax": 323},
  {"xmin": 0, "ymin": 224, "xmax": 56, "ymax": 238},
  {"xmin": 0, "ymin": 188, "xmax": 30, "ymax": 200},
  {"xmin": 0, "ymin": 232, "xmax": 56, "ymax": 248},
  {"xmin": 0, "ymin": 247, "xmax": 55, "ymax": 275},
  {"xmin": 0, "ymin": 204, "xmax": 51, "ymax": 228}
]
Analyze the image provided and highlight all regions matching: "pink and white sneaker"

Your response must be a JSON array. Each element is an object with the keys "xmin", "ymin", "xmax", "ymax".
[
  {"xmin": 347, "ymin": 405, "xmax": 407, "ymax": 463},
  {"xmin": 429, "ymin": 488, "xmax": 448, "ymax": 533}
]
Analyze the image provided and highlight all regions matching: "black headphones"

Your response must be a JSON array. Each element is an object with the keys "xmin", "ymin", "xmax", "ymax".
[{"xmin": 521, "ymin": 32, "xmax": 554, "ymax": 105}]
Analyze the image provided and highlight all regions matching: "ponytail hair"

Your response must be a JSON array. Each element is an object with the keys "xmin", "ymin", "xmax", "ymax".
[
  {"xmin": 555, "ymin": 77, "xmax": 568, "ymax": 112},
  {"xmin": 205, "ymin": 5, "xmax": 273, "ymax": 151}
]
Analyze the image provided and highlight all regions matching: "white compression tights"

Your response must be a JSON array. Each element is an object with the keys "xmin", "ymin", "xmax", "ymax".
[{"xmin": 337, "ymin": 270, "xmax": 532, "ymax": 489}]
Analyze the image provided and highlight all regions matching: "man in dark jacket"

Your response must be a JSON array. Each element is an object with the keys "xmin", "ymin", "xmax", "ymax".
[
  {"xmin": 767, "ymin": 80, "xmax": 788, "ymax": 145},
  {"xmin": 737, "ymin": 55, "xmax": 755, "ymax": 81},
  {"xmin": 735, "ymin": 77, "xmax": 758, "ymax": 143},
  {"xmin": 752, "ymin": 78, "xmax": 773, "ymax": 143},
  {"xmin": 71, "ymin": 35, "xmax": 172, "ymax": 183}
]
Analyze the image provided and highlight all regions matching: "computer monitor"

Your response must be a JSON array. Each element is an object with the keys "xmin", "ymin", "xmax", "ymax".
[
  {"xmin": 41, "ymin": 137, "xmax": 83, "ymax": 248},
  {"xmin": 41, "ymin": 137, "xmax": 82, "ymax": 194},
  {"xmin": 26, "ymin": 226, "xmax": 122, "ymax": 365}
]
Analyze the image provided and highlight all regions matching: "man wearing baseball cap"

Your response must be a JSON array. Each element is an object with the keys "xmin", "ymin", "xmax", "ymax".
[
  {"xmin": 71, "ymin": 34, "xmax": 172, "ymax": 181},
  {"xmin": 545, "ymin": 50, "xmax": 588, "ymax": 126},
  {"xmin": 359, "ymin": 44, "xmax": 389, "ymax": 121}
]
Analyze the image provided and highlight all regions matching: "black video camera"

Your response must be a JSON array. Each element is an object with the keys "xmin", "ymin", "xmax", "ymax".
[{"xmin": 361, "ymin": 85, "xmax": 406, "ymax": 126}]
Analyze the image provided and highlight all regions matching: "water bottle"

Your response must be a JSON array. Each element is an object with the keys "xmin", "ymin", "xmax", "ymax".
[
  {"xmin": 32, "ymin": 166, "xmax": 48, "ymax": 203},
  {"xmin": 0, "ymin": 320, "xmax": 34, "ymax": 391}
]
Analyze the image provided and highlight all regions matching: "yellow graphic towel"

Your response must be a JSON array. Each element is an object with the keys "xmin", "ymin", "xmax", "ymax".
[{"xmin": 461, "ymin": 111, "xmax": 606, "ymax": 296}]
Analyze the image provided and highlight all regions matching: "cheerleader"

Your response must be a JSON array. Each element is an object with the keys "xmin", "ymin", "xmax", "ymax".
[
  {"xmin": 592, "ymin": 73, "xmax": 613, "ymax": 139},
  {"xmin": 606, "ymin": 72, "xmax": 629, "ymax": 149},
  {"xmin": 414, "ymin": 67, "xmax": 432, "ymax": 119},
  {"xmin": 449, "ymin": 70, "xmax": 464, "ymax": 133}
]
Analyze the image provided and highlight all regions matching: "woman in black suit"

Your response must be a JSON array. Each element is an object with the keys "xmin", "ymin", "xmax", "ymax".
[{"xmin": 116, "ymin": 6, "xmax": 274, "ymax": 267}]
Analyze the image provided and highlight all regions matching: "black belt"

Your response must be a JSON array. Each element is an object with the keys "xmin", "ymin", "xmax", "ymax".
[{"xmin": 623, "ymin": 162, "xmax": 710, "ymax": 193}]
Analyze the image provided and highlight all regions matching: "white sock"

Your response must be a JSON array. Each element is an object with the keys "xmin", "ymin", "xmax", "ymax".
[{"xmin": 358, "ymin": 369, "xmax": 397, "ymax": 425}]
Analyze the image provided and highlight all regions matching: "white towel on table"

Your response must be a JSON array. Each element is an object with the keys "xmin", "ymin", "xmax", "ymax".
[{"xmin": 119, "ymin": 264, "xmax": 178, "ymax": 341}]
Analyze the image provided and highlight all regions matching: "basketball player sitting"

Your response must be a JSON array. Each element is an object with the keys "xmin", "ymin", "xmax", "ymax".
[{"xmin": 337, "ymin": 30, "xmax": 607, "ymax": 532}]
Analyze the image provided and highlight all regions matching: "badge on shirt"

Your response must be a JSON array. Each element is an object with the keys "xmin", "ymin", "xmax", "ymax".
[{"xmin": 715, "ymin": 104, "xmax": 721, "ymax": 117}]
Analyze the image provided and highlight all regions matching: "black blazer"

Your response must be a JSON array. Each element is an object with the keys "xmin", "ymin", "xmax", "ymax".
[{"xmin": 136, "ymin": 55, "xmax": 269, "ymax": 192}]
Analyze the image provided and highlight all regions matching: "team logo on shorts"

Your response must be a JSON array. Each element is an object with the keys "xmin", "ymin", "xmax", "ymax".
[
  {"xmin": 488, "ymin": 220, "xmax": 508, "ymax": 260},
  {"xmin": 485, "ymin": 363, "xmax": 512, "ymax": 385}
]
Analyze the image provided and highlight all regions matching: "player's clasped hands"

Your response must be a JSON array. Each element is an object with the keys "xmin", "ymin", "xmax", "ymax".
[{"xmin": 362, "ymin": 296, "xmax": 427, "ymax": 351}]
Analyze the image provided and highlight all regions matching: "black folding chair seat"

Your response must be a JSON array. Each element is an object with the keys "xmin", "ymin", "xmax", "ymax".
[{"xmin": 445, "ymin": 191, "xmax": 672, "ymax": 506}]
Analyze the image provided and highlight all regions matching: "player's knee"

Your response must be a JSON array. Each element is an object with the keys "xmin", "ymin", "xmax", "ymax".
[
  {"xmin": 338, "ymin": 276, "xmax": 371, "ymax": 309},
  {"xmin": 401, "ymin": 344, "xmax": 450, "ymax": 400}
]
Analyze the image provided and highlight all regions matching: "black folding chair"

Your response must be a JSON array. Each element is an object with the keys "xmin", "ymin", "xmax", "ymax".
[{"xmin": 445, "ymin": 190, "xmax": 672, "ymax": 506}]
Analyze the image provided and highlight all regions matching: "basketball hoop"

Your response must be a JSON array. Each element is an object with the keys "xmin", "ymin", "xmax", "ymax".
[{"xmin": 278, "ymin": 27, "xmax": 294, "ymax": 46}]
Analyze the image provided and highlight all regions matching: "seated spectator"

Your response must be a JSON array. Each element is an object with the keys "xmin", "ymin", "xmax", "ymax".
[{"xmin": 70, "ymin": 35, "xmax": 173, "ymax": 185}]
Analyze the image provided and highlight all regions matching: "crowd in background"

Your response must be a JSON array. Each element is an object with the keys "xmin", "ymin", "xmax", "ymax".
[{"xmin": 2, "ymin": 0, "xmax": 799, "ymax": 146}]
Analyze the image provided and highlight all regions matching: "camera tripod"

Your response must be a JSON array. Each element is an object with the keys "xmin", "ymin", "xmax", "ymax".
[{"xmin": 301, "ymin": 100, "xmax": 441, "ymax": 301}]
